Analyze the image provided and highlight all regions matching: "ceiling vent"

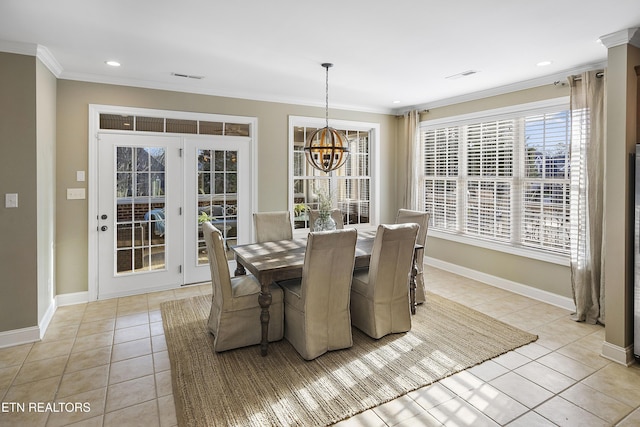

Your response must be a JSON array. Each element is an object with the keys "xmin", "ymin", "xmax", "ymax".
[
  {"xmin": 171, "ymin": 72, "xmax": 205, "ymax": 80},
  {"xmin": 445, "ymin": 70, "xmax": 479, "ymax": 80}
]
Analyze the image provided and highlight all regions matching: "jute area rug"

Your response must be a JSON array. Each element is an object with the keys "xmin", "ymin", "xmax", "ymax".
[{"xmin": 161, "ymin": 292, "xmax": 537, "ymax": 427}]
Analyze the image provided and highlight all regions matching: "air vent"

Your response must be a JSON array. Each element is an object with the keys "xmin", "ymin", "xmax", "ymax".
[
  {"xmin": 445, "ymin": 70, "xmax": 479, "ymax": 80},
  {"xmin": 171, "ymin": 72, "xmax": 205, "ymax": 80}
]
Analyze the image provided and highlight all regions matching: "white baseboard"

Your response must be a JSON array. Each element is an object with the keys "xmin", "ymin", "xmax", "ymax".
[
  {"xmin": 601, "ymin": 341, "xmax": 637, "ymax": 366},
  {"xmin": 425, "ymin": 256, "xmax": 576, "ymax": 311},
  {"xmin": 56, "ymin": 291, "xmax": 89, "ymax": 306},
  {"xmin": 0, "ymin": 293, "xmax": 90, "ymax": 349},
  {"xmin": 38, "ymin": 298, "xmax": 57, "ymax": 339},
  {"xmin": 0, "ymin": 326, "xmax": 40, "ymax": 349}
]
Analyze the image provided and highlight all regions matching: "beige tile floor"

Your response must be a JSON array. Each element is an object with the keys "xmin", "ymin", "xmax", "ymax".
[{"xmin": 1, "ymin": 267, "xmax": 639, "ymax": 426}]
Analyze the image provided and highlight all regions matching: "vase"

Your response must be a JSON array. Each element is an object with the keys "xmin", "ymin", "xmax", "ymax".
[{"xmin": 313, "ymin": 216, "xmax": 336, "ymax": 232}]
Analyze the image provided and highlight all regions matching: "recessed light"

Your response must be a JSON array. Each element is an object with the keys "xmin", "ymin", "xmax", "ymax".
[
  {"xmin": 392, "ymin": 100, "xmax": 401, "ymax": 104},
  {"xmin": 105, "ymin": 60, "xmax": 121, "ymax": 67},
  {"xmin": 537, "ymin": 61, "xmax": 552, "ymax": 67}
]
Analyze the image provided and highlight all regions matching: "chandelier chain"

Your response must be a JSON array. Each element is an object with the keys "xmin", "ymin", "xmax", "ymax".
[{"xmin": 325, "ymin": 64, "xmax": 329, "ymax": 128}]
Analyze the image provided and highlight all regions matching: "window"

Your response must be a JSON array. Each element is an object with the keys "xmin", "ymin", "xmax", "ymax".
[
  {"xmin": 420, "ymin": 99, "xmax": 571, "ymax": 257},
  {"xmin": 289, "ymin": 117, "xmax": 379, "ymax": 231}
]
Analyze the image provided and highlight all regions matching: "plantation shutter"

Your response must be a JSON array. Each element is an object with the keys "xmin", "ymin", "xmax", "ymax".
[
  {"xmin": 423, "ymin": 127, "xmax": 458, "ymax": 231},
  {"xmin": 464, "ymin": 120, "xmax": 514, "ymax": 241},
  {"xmin": 522, "ymin": 112, "xmax": 571, "ymax": 251}
]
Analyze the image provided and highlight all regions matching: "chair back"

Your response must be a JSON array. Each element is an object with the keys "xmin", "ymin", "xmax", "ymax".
[
  {"xmin": 308, "ymin": 209, "xmax": 345, "ymax": 230},
  {"xmin": 300, "ymin": 228, "xmax": 357, "ymax": 330},
  {"xmin": 396, "ymin": 209, "xmax": 429, "ymax": 247},
  {"xmin": 367, "ymin": 223, "xmax": 419, "ymax": 301},
  {"xmin": 253, "ymin": 211, "xmax": 293, "ymax": 243},
  {"xmin": 202, "ymin": 222, "xmax": 232, "ymax": 306}
]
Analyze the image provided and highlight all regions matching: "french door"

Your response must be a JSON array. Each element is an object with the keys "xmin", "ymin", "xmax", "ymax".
[
  {"xmin": 184, "ymin": 136, "xmax": 252, "ymax": 284},
  {"xmin": 97, "ymin": 134, "xmax": 183, "ymax": 299},
  {"xmin": 96, "ymin": 133, "xmax": 251, "ymax": 299}
]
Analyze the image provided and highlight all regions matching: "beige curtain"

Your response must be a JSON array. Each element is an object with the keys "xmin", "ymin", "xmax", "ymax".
[
  {"xmin": 569, "ymin": 70, "xmax": 606, "ymax": 325},
  {"xmin": 401, "ymin": 110, "xmax": 420, "ymax": 210}
]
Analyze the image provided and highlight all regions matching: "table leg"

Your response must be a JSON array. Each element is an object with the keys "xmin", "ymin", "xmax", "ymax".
[
  {"xmin": 258, "ymin": 282, "xmax": 272, "ymax": 356},
  {"xmin": 234, "ymin": 262, "xmax": 246, "ymax": 276},
  {"xmin": 410, "ymin": 248, "xmax": 418, "ymax": 315}
]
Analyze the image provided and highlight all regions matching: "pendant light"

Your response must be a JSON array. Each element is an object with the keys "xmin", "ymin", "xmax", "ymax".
[{"xmin": 303, "ymin": 63, "xmax": 350, "ymax": 173}]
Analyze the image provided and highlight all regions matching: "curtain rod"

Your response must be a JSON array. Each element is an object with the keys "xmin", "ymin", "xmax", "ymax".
[
  {"xmin": 572, "ymin": 71, "xmax": 605, "ymax": 80},
  {"xmin": 554, "ymin": 71, "xmax": 604, "ymax": 86}
]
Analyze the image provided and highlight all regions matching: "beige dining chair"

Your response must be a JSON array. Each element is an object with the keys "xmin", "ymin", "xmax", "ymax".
[
  {"xmin": 202, "ymin": 221, "xmax": 284, "ymax": 352},
  {"xmin": 253, "ymin": 211, "xmax": 294, "ymax": 243},
  {"xmin": 308, "ymin": 209, "xmax": 344, "ymax": 230},
  {"xmin": 277, "ymin": 228, "xmax": 358, "ymax": 360},
  {"xmin": 350, "ymin": 223, "xmax": 419, "ymax": 339},
  {"xmin": 395, "ymin": 209, "xmax": 430, "ymax": 304}
]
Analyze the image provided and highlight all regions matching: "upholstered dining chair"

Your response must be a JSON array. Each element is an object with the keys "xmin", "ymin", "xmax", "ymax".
[
  {"xmin": 253, "ymin": 211, "xmax": 293, "ymax": 243},
  {"xmin": 350, "ymin": 223, "xmax": 419, "ymax": 339},
  {"xmin": 308, "ymin": 209, "xmax": 345, "ymax": 230},
  {"xmin": 395, "ymin": 209, "xmax": 430, "ymax": 304},
  {"xmin": 202, "ymin": 221, "xmax": 284, "ymax": 352},
  {"xmin": 277, "ymin": 228, "xmax": 358, "ymax": 360}
]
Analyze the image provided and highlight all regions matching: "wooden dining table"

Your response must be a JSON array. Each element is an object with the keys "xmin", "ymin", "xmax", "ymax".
[{"xmin": 231, "ymin": 227, "xmax": 422, "ymax": 356}]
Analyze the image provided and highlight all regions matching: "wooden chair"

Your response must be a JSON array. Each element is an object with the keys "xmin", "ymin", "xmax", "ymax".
[
  {"xmin": 395, "ymin": 209, "xmax": 430, "ymax": 304},
  {"xmin": 350, "ymin": 223, "xmax": 419, "ymax": 339},
  {"xmin": 202, "ymin": 222, "xmax": 284, "ymax": 352},
  {"xmin": 277, "ymin": 229, "xmax": 358, "ymax": 360}
]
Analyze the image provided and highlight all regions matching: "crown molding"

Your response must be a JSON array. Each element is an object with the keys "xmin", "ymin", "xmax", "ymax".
[
  {"xmin": 394, "ymin": 61, "xmax": 606, "ymax": 115},
  {"xmin": 36, "ymin": 45, "xmax": 63, "ymax": 77},
  {"xmin": 599, "ymin": 28, "xmax": 640, "ymax": 49},
  {"xmin": 0, "ymin": 40, "xmax": 63, "ymax": 77}
]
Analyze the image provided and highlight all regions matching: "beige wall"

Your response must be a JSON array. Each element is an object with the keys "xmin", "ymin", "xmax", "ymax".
[
  {"xmin": 0, "ymin": 52, "xmax": 38, "ymax": 331},
  {"xmin": 415, "ymin": 84, "xmax": 574, "ymax": 299},
  {"xmin": 36, "ymin": 59, "xmax": 57, "ymax": 323},
  {"xmin": 55, "ymin": 80, "xmax": 397, "ymax": 295},
  {"xmin": 603, "ymin": 43, "xmax": 640, "ymax": 351}
]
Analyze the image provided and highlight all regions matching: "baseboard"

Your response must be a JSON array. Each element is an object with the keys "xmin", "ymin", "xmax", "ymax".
[
  {"xmin": 38, "ymin": 298, "xmax": 57, "ymax": 339},
  {"xmin": 56, "ymin": 291, "xmax": 89, "ymax": 306},
  {"xmin": 601, "ymin": 341, "xmax": 636, "ymax": 366},
  {"xmin": 0, "ymin": 326, "xmax": 40, "ymax": 349},
  {"xmin": 425, "ymin": 256, "xmax": 576, "ymax": 311}
]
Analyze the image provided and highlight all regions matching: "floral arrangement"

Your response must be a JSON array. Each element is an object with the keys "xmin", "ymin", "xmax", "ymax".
[{"xmin": 316, "ymin": 187, "xmax": 332, "ymax": 220}]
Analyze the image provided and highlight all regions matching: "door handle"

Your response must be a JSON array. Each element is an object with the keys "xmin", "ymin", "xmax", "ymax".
[{"xmin": 101, "ymin": 225, "xmax": 108, "ymax": 232}]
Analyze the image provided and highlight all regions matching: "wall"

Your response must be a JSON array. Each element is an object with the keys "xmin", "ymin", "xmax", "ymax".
[
  {"xmin": 36, "ymin": 58, "xmax": 57, "ymax": 324},
  {"xmin": 603, "ymin": 42, "xmax": 640, "ymax": 358},
  {"xmin": 0, "ymin": 52, "xmax": 38, "ymax": 332},
  {"xmin": 55, "ymin": 80, "xmax": 397, "ymax": 295},
  {"xmin": 413, "ymin": 84, "xmax": 575, "ymax": 300}
]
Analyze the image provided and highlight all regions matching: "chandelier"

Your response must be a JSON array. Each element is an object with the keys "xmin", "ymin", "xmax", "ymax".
[{"xmin": 303, "ymin": 63, "xmax": 350, "ymax": 173}]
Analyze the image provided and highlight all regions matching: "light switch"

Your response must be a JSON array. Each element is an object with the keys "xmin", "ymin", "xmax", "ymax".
[
  {"xmin": 67, "ymin": 188, "xmax": 86, "ymax": 200},
  {"xmin": 5, "ymin": 193, "xmax": 18, "ymax": 208},
  {"xmin": 76, "ymin": 171, "xmax": 85, "ymax": 182}
]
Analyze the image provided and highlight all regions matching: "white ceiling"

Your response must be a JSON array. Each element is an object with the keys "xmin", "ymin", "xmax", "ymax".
[{"xmin": 1, "ymin": 0, "xmax": 639, "ymax": 114}]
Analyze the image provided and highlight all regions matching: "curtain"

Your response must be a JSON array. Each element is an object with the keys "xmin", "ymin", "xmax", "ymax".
[
  {"xmin": 569, "ymin": 70, "xmax": 606, "ymax": 325},
  {"xmin": 401, "ymin": 110, "xmax": 420, "ymax": 210}
]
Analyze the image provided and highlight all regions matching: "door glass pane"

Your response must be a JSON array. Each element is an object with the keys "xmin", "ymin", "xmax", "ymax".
[
  {"xmin": 116, "ymin": 146, "xmax": 167, "ymax": 274},
  {"xmin": 196, "ymin": 148, "xmax": 238, "ymax": 264}
]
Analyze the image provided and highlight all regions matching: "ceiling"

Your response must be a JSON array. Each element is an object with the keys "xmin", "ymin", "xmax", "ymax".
[{"xmin": 1, "ymin": 0, "xmax": 640, "ymax": 114}]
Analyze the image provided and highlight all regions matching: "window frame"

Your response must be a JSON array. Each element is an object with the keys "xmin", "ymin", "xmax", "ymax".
[
  {"xmin": 288, "ymin": 116, "xmax": 380, "ymax": 236},
  {"xmin": 420, "ymin": 98, "xmax": 571, "ymax": 266}
]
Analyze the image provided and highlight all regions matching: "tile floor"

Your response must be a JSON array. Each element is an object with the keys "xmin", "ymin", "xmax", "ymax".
[{"xmin": 1, "ymin": 267, "xmax": 639, "ymax": 426}]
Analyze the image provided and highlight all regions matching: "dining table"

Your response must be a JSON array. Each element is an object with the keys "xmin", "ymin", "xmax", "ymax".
[{"xmin": 231, "ymin": 226, "xmax": 422, "ymax": 356}]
